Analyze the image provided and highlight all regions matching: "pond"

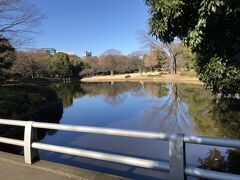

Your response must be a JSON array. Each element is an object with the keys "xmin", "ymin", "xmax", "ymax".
[{"xmin": 0, "ymin": 82, "xmax": 240, "ymax": 179}]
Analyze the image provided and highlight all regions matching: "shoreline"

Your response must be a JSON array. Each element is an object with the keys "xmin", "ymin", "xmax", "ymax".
[{"xmin": 81, "ymin": 72, "xmax": 203, "ymax": 85}]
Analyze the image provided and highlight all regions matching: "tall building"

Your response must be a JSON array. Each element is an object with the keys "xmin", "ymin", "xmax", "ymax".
[
  {"xmin": 40, "ymin": 48, "xmax": 56, "ymax": 55},
  {"xmin": 81, "ymin": 51, "xmax": 92, "ymax": 59}
]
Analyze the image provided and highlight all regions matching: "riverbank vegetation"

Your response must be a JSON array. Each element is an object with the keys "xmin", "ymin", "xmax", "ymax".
[{"xmin": 145, "ymin": 0, "xmax": 240, "ymax": 97}]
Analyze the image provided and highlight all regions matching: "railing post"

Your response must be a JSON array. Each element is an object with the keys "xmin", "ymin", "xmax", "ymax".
[
  {"xmin": 24, "ymin": 121, "xmax": 38, "ymax": 164},
  {"xmin": 169, "ymin": 134, "xmax": 186, "ymax": 180}
]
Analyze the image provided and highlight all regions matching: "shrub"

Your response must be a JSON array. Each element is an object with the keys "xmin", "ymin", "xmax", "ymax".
[{"xmin": 198, "ymin": 57, "xmax": 240, "ymax": 96}]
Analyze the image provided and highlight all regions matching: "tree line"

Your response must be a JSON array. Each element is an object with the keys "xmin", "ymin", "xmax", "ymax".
[
  {"xmin": 12, "ymin": 50, "xmax": 84, "ymax": 80},
  {"xmin": 0, "ymin": 39, "xmax": 84, "ymax": 82},
  {"xmin": 81, "ymin": 46, "xmax": 196, "ymax": 77},
  {"xmin": 0, "ymin": 40, "xmax": 196, "ymax": 82}
]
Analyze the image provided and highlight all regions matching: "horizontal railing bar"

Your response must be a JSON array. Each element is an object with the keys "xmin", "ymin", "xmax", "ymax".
[
  {"xmin": 32, "ymin": 142, "xmax": 169, "ymax": 171},
  {"xmin": 0, "ymin": 119, "xmax": 27, "ymax": 127},
  {"xmin": 32, "ymin": 122, "xmax": 170, "ymax": 140},
  {"xmin": 185, "ymin": 166, "xmax": 240, "ymax": 180},
  {"xmin": 1, "ymin": 118, "xmax": 239, "ymax": 148},
  {"xmin": 184, "ymin": 135, "xmax": 240, "ymax": 148},
  {"xmin": 0, "ymin": 137, "xmax": 24, "ymax": 147}
]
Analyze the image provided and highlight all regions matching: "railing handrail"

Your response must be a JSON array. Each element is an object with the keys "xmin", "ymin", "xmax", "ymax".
[
  {"xmin": 32, "ymin": 122, "xmax": 170, "ymax": 140},
  {"xmin": 0, "ymin": 118, "xmax": 240, "ymax": 180},
  {"xmin": 1, "ymin": 119, "xmax": 239, "ymax": 148},
  {"xmin": 32, "ymin": 142, "xmax": 170, "ymax": 171},
  {"xmin": 0, "ymin": 118, "xmax": 28, "ymax": 126},
  {"xmin": 1, "ymin": 119, "xmax": 240, "ymax": 147},
  {"xmin": 184, "ymin": 135, "xmax": 240, "ymax": 148}
]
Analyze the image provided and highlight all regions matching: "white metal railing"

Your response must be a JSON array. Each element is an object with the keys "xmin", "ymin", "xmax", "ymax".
[{"xmin": 0, "ymin": 118, "xmax": 240, "ymax": 180}]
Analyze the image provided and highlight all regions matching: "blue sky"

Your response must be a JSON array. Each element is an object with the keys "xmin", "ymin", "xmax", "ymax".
[{"xmin": 30, "ymin": 0, "xmax": 149, "ymax": 56}]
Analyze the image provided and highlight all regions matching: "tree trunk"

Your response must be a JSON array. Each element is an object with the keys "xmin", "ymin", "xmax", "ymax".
[
  {"xmin": 110, "ymin": 70, "xmax": 114, "ymax": 76},
  {"xmin": 173, "ymin": 56, "xmax": 177, "ymax": 74},
  {"xmin": 171, "ymin": 56, "xmax": 177, "ymax": 74}
]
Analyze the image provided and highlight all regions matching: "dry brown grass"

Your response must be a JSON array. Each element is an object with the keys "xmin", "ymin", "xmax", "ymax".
[{"xmin": 81, "ymin": 72, "xmax": 203, "ymax": 85}]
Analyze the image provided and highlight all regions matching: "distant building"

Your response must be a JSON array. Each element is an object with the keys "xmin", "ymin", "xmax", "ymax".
[
  {"xmin": 40, "ymin": 48, "xmax": 56, "ymax": 55},
  {"xmin": 81, "ymin": 51, "xmax": 92, "ymax": 59}
]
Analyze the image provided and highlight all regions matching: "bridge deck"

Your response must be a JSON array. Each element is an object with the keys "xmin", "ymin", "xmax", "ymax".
[{"xmin": 0, "ymin": 151, "xmax": 127, "ymax": 180}]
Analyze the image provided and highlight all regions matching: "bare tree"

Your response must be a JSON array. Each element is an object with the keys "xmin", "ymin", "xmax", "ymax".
[
  {"xmin": 12, "ymin": 50, "xmax": 50, "ymax": 79},
  {"xmin": 139, "ymin": 30, "xmax": 183, "ymax": 74},
  {"xmin": 101, "ymin": 49, "xmax": 122, "ymax": 56},
  {"xmin": 99, "ymin": 55, "xmax": 117, "ymax": 75},
  {"xmin": 0, "ymin": 0, "xmax": 44, "ymax": 46},
  {"xmin": 99, "ymin": 49, "xmax": 123, "ymax": 75},
  {"xmin": 83, "ymin": 49, "xmax": 153, "ymax": 76},
  {"xmin": 128, "ymin": 51, "xmax": 145, "ymax": 74},
  {"xmin": 84, "ymin": 56, "xmax": 104, "ymax": 74},
  {"xmin": 128, "ymin": 50, "xmax": 145, "ymax": 58},
  {"xmin": 143, "ymin": 51, "xmax": 158, "ymax": 71}
]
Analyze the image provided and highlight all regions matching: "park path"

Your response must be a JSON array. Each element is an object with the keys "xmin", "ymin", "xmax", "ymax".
[{"xmin": 0, "ymin": 151, "xmax": 128, "ymax": 180}]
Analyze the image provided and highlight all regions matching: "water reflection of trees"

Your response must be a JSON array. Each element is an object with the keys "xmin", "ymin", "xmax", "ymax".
[
  {"xmin": 0, "ymin": 85, "xmax": 63, "ymax": 154},
  {"xmin": 130, "ymin": 82, "xmax": 145, "ymax": 97},
  {"xmin": 49, "ymin": 83, "xmax": 86, "ymax": 108},
  {"xmin": 180, "ymin": 85, "xmax": 240, "ymax": 138},
  {"xmin": 79, "ymin": 82, "xmax": 145, "ymax": 106},
  {"xmin": 81, "ymin": 82, "xmax": 168, "ymax": 105},
  {"xmin": 211, "ymin": 98, "xmax": 240, "ymax": 138},
  {"xmin": 49, "ymin": 82, "xmax": 240, "ymax": 138},
  {"xmin": 143, "ymin": 82, "xmax": 168, "ymax": 98},
  {"xmin": 144, "ymin": 83, "xmax": 240, "ymax": 138},
  {"xmin": 144, "ymin": 83, "xmax": 196, "ymax": 134},
  {"xmin": 50, "ymin": 82, "xmax": 146, "ymax": 106}
]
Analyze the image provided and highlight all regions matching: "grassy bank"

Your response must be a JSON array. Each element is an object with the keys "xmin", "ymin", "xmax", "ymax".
[{"xmin": 81, "ymin": 72, "xmax": 203, "ymax": 85}]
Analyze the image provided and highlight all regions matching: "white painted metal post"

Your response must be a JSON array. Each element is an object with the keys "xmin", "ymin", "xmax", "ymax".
[
  {"xmin": 169, "ymin": 134, "xmax": 186, "ymax": 180},
  {"xmin": 24, "ymin": 121, "xmax": 38, "ymax": 164}
]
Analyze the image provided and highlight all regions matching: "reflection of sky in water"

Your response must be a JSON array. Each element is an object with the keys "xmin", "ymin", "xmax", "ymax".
[{"xmin": 39, "ymin": 82, "xmax": 239, "ymax": 179}]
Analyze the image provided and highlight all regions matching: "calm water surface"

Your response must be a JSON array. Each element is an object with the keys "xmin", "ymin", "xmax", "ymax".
[
  {"xmin": 1, "ymin": 82, "xmax": 240, "ymax": 179},
  {"xmin": 38, "ymin": 82, "xmax": 239, "ymax": 179}
]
